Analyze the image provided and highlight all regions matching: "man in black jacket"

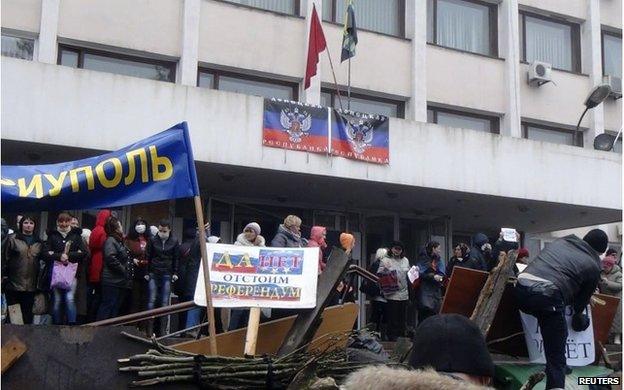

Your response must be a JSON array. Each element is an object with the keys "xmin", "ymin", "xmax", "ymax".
[
  {"xmin": 146, "ymin": 219, "xmax": 179, "ymax": 335},
  {"xmin": 514, "ymin": 229, "xmax": 607, "ymax": 389}
]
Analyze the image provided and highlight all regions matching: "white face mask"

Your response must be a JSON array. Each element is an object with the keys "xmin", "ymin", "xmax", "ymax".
[
  {"xmin": 158, "ymin": 232, "xmax": 169, "ymax": 240},
  {"xmin": 135, "ymin": 224, "xmax": 146, "ymax": 234},
  {"xmin": 58, "ymin": 226, "xmax": 71, "ymax": 234}
]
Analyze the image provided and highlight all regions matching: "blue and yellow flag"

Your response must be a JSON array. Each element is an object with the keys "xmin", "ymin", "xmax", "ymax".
[{"xmin": 340, "ymin": 0, "xmax": 358, "ymax": 62}]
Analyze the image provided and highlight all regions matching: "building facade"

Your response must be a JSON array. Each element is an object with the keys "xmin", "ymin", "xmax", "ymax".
[{"xmin": 1, "ymin": 0, "xmax": 622, "ymax": 325}]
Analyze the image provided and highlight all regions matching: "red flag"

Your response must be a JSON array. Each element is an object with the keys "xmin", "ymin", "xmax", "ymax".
[{"xmin": 304, "ymin": 4, "xmax": 326, "ymax": 90}]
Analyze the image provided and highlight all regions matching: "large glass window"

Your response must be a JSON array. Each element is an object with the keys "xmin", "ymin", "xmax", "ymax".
[
  {"xmin": 427, "ymin": 106, "xmax": 499, "ymax": 133},
  {"xmin": 198, "ymin": 69, "xmax": 297, "ymax": 100},
  {"xmin": 58, "ymin": 46, "xmax": 176, "ymax": 82},
  {"xmin": 323, "ymin": 0, "xmax": 404, "ymax": 37},
  {"xmin": 321, "ymin": 90, "xmax": 404, "ymax": 118},
  {"xmin": 427, "ymin": 0, "xmax": 497, "ymax": 56},
  {"xmin": 1, "ymin": 35, "xmax": 34, "ymax": 60},
  {"xmin": 223, "ymin": 0, "xmax": 297, "ymax": 15},
  {"xmin": 522, "ymin": 123, "xmax": 581, "ymax": 146},
  {"xmin": 520, "ymin": 13, "xmax": 580, "ymax": 72},
  {"xmin": 603, "ymin": 32, "xmax": 622, "ymax": 79}
]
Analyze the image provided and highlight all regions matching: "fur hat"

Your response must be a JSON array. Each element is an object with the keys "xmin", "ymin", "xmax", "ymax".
[
  {"xmin": 342, "ymin": 366, "xmax": 491, "ymax": 390},
  {"xmin": 376, "ymin": 247, "xmax": 388, "ymax": 260},
  {"xmin": 340, "ymin": 233, "xmax": 355, "ymax": 250}
]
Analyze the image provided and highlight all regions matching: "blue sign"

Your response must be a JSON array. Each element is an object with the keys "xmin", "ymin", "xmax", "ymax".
[{"xmin": 1, "ymin": 122, "xmax": 200, "ymax": 211}]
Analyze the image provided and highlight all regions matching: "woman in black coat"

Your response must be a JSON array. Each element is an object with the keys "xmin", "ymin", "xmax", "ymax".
[{"xmin": 416, "ymin": 241, "xmax": 445, "ymax": 325}]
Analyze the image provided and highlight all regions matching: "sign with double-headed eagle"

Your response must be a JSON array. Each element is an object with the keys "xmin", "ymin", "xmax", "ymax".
[
  {"xmin": 262, "ymin": 99, "xmax": 329, "ymax": 153},
  {"xmin": 332, "ymin": 109, "xmax": 389, "ymax": 164}
]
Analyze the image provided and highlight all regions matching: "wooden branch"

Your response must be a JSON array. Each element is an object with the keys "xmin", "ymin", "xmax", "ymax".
[
  {"xmin": 519, "ymin": 371, "xmax": 545, "ymax": 390},
  {"xmin": 470, "ymin": 250, "xmax": 517, "ymax": 336}
]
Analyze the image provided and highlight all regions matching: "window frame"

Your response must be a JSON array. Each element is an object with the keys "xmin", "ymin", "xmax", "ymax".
[
  {"xmin": 519, "ymin": 11, "xmax": 581, "ymax": 74},
  {"xmin": 601, "ymin": 29, "xmax": 622, "ymax": 78},
  {"xmin": 1, "ymin": 32, "xmax": 36, "ymax": 60},
  {"xmin": 427, "ymin": 0, "xmax": 499, "ymax": 58},
  {"xmin": 521, "ymin": 122, "xmax": 583, "ymax": 147},
  {"xmin": 197, "ymin": 67, "xmax": 299, "ymax": 101},
  {"xmin": 218, "ymin": 0, "xmax": 300, "ymax": 17},
  {"xmin": 323, "ymin": 0, "xmax": 406, "ymax": 38},
  {"xmin": 427, "ymin": 105, "xmax": 500, "ymax": 134},
  {"xmin": 321, "ymin": 87, "xmax": 406, "ymax": 118},
  {"xmin": 57, "ymin": 44, "xmax": 177, "ymax": 82}
]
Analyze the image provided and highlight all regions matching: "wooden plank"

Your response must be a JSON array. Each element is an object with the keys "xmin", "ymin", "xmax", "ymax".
[
  {"xmin": 1, "ymin": 336, "xmax": 27, "ymax": 374},
  {"xmin": 277, "ymin": 247, "xmax": 350, "ymax": 356},
  {"xmin": 471, "ymin": 251, "xmax": 517, "ymax": 335},
  {"xmin": 440, "ymin": 266, "xmax": 489, "ymax": 317},
  {"xmin": 7, "ymin": 305, "xmax": 23, "ymax": 325},
  {"xmin": 591, "ymin": 293, "xmax": 620, "ymax": 347},
  {"xmin": 172, "ymin": 303, "xmax": 359, "ymax": 357},
  {"xmin": 243, "ymin": 308, "xmax": 261, "ymax": 356}
]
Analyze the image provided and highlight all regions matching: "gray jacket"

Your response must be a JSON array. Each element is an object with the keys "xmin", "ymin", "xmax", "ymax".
[{"xmin": 270, "ymin": 225, "xmax": 307, "ymax": 248}]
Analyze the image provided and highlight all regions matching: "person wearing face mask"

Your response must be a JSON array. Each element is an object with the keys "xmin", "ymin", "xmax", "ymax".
[
  {"xmin": 123, "ymin": 218, "xmax": 151, "ymax": 317},
  {"xmin": 378, "ymin": 241, "xmax": 410, "ymax": 341},
  {"xmin": 97, "ymin": 216, "xmax": 136, "ymax": 320},
  {"xmin": 43, "ymin": 212, "xmax": 88, "ymax": 325},
  {"xmin": 416, "ymin": 241, "xmax": 445, "ymax": 325},
  {"xmin": 146, "ymin": 219, "xmax": 180, "ymax": 336},
  {"xmin": 271, "ymin": 215, "xmax": 307, "ymax": 248},
  {"xmin": 87, "ymin": 209, "xmax": 111, "ymax": 322},
  {"xmin": 3, "ymin": 215, "xmax": 42, "ymax": 324},
  {"xmin": 466, "ymin": 233, "xmax": 491, "ymax": 272},
  {"xmin": 229, "ymin": 222, "xmax": 266, "ymax": 330}
]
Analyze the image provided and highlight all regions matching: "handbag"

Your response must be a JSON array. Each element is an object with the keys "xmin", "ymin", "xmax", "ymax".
[
  {"xmin": 50, "ymin": 261, "xmax": 78, "ymax": 290},
  {"xmin": 377, "ymin": 269, "xmax": 399, "ymax": 296}
]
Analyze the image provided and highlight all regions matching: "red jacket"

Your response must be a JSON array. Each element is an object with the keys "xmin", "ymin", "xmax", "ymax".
[{"xmin": 88, "ymin": 209, "xmax": 111, "ymax": 283}]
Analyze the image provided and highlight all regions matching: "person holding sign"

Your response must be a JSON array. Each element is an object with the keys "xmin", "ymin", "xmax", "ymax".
[
  {"xmin": 513, "ymin": 229, "xmax": 608, "ymax": 389},
  {"xmin": 377, "ymin": 241, "xmax": 410, "ymax": 341}
]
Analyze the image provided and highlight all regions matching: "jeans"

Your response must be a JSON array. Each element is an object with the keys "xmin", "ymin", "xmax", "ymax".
[
  {"xmin": 228, "ymin": 309, "xmax": 250, "ymax": 331},
  {"xmin": 5, "ymin": 290, "xmax": 36, "ymax": 324},
  {"xmin": 186, "ymin": 307, "xmax": 203, "ymax": 329},
  {"xmin": 514, "ymin": 281, "xmax": 567, "ymax": 389},
  {"xmin": 53, "ymin": 279, "xmax": 77, "ymax": 325},
  {"xmin": 96, "ymin": 285, "xmax": 128, "ymax": 321},
  {"xmin": 147, "ymin": 273, "xmax": 171, "ymax": 310},
  {"xmin": 86, "ymin": 282, "xmax": 102, "ymax": 323}
]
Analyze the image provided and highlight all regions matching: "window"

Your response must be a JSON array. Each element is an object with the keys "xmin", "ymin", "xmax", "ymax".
[
  {"xmin": 321, "ymin": 89, "xmax": 405, "ymax": 118},
  {"xmin": 1, "ymin": 35, "xmax": 34, "ymax": 60},
  {"xmin": 522, "ymin": 123, "xmax": 582, "ymax": 147},
  {"xmin": 223, "ymin": 0, "xmax": 297, "ymax": 15},
  {"xmin": 602, "ymin": 31, "xmax": 622, "ymax": 79},
  {"xmin": 427, "ymin": 0, "xmax": 497, "ymax": 56},
  {"xmin": 198, "ymin": 69, "xmax": 298, "ymax": 100},
  {"xmin": 323, "ymin": 0, "xmax": 405, "ymax": 37},
  {"xmin": 519, "ymin": 12, "xmax": 580, "ymax": 72},
  {"xmin": 58, "ymin": 46, "xmax": 176, "ymax": 82},
  {"xmin": 427, "ymin": 106, "xmax": 499, "ymax": 133}
]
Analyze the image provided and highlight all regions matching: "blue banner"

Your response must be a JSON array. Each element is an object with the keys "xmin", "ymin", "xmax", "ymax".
[{"xmin": 1, "ymin": 122, "xmax": 200, "ymax": 212}]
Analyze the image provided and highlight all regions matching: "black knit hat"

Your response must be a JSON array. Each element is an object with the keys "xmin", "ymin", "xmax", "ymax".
[
  {"xmin": 409, "ymin": 314, "xmax": 495, "ymax": 377},
  {"xmin": 583, "ymin": 229, "xmax": 609, "ymax": 254},
  {"xmin": 389, "ymin": 240, "xmax": 404, "ymax": 250}
]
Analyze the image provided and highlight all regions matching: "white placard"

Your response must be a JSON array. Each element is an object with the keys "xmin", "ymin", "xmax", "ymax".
[
  {"xmin": 193, "ymin": 243, "xmax": 319, "ymax": 309},
  {"xmin": 519, "ymin": 306, "xmax": 595, "ymax": 366},
  {"xmin": 501, "ymin": 228, "xmax": 518, "ymax": 242},
  {"xmin": 408, "ymin": 265, "xmax": 420, "ymax": 284}
]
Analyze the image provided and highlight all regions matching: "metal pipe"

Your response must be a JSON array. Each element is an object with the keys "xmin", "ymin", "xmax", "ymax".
[
  {"xmin": 85, "ymin": 301, "xmax": 197, "ymax": 327},
  {"xmin": 156, "ymin": 321, "xmax": 210, "ymax": 341}
]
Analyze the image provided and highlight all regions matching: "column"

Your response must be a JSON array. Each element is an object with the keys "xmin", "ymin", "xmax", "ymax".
[
  {"xmin": 37, "ymin": 0, "xmax": 60, "ymax": 64},
  {"xmin": 178, "ymin": 0, "xmax": 201, "ymax": 86},
  {"xmin": 583, "ymin": 0, "xmax": 605, "ymax": 147},
  {"xmin": 406, "ymin": 0, "xmax": 427, "ymax": 122},
  {"xmin": 501, "ymin": 0, "xmax": 522, "ymax": 137},
  {"xmin": 303, "ymin": 0, "xmax": 323, "ymax": 105}
]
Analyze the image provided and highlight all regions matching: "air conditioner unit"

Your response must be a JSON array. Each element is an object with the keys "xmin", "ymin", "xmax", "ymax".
[
  {"xmin": 603, "ymin": 75, "xmax": 622, "ymax": 99},
  {"xmin": 527, "ymin": 61, "xmax": 552, "ymax": 86}
]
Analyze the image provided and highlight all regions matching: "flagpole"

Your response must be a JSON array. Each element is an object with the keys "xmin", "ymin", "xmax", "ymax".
[
  {"xmin": 347, "ymin": 57, "xmax": 351, "ymax": 110},
  {"xmin": 325, "ymin": 49, "xmax": 344, "ymax": 111}
]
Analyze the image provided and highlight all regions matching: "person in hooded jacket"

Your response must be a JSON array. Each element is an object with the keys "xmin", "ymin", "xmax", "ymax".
[
  {"xmin": 599, "ymin": 248, "xmax": 622, "ymax": 344},
  {"xmin": 514, "ymin": 229, "xmax": 608, "ymax": 390},
  {"xmin": 43, "ymin": 212, "xmax": 88, "ymax": 325},
  {"xmin": 229, "ymin": 222, "xmax": 266, "ymax": 331},
  {"xmin": 3, "ymin": 215, "xmax": 42, "ymax": 324},
  {"xmin": 467, "ymin": 233, "xmax": 491, "ymax": 271},
  {"xmin": 378, "ymin": 241, "xmax": 410, "ymax": 341},
  {"xmin": 271, "ymin": 215, "xmax": 307, "ymax": 248},
  {"xmin": 87, "ymin": 209, "xmax": 111, "ymax": 322},
  {"xmin": 146, "ymin": 219, "xmax": 180, "ymax": 335},
  {"xmin": 123, "ymin": 218, "xmax": 151, "ymax": 317},
  {"xmin": 97, "ymin": 216, "xmax": 135, "ymax": 320},
  {"xmin": 307, "ymin": 226, "xmax": 328, "ymax": 274},
  {"xmin": 416, "ymin": 241, "xmax": 445, "ymax": 325}
]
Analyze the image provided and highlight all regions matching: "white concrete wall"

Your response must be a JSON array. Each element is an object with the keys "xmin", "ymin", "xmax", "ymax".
[
  {"xmin": 427, "ymin": 46, "xmax": 506, "ymax": 114},
  {"xmin": 1, "ymin": 0, "xmax": 41, "ymax": 33},
  {"xmin": 604, "ymin": 98, "xmax": 623, "ymax": 131},
  {"xmin": 2, "ymin": 58, "xmax": 621, "ymax": 211},
  {"xmin": 528, "ymin": 222, "xmax": 622, "ymax": 247},
  {"xmin": 601, "ymin": 0, "xmax": 623, "ymax": 28},
  {"xmin": 519, "ymin": 0, "xmax": 586, "ymax": 20},
  {"xmin": 57, "ymin": 0, "xmax": 182, "ymax": 57}
]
